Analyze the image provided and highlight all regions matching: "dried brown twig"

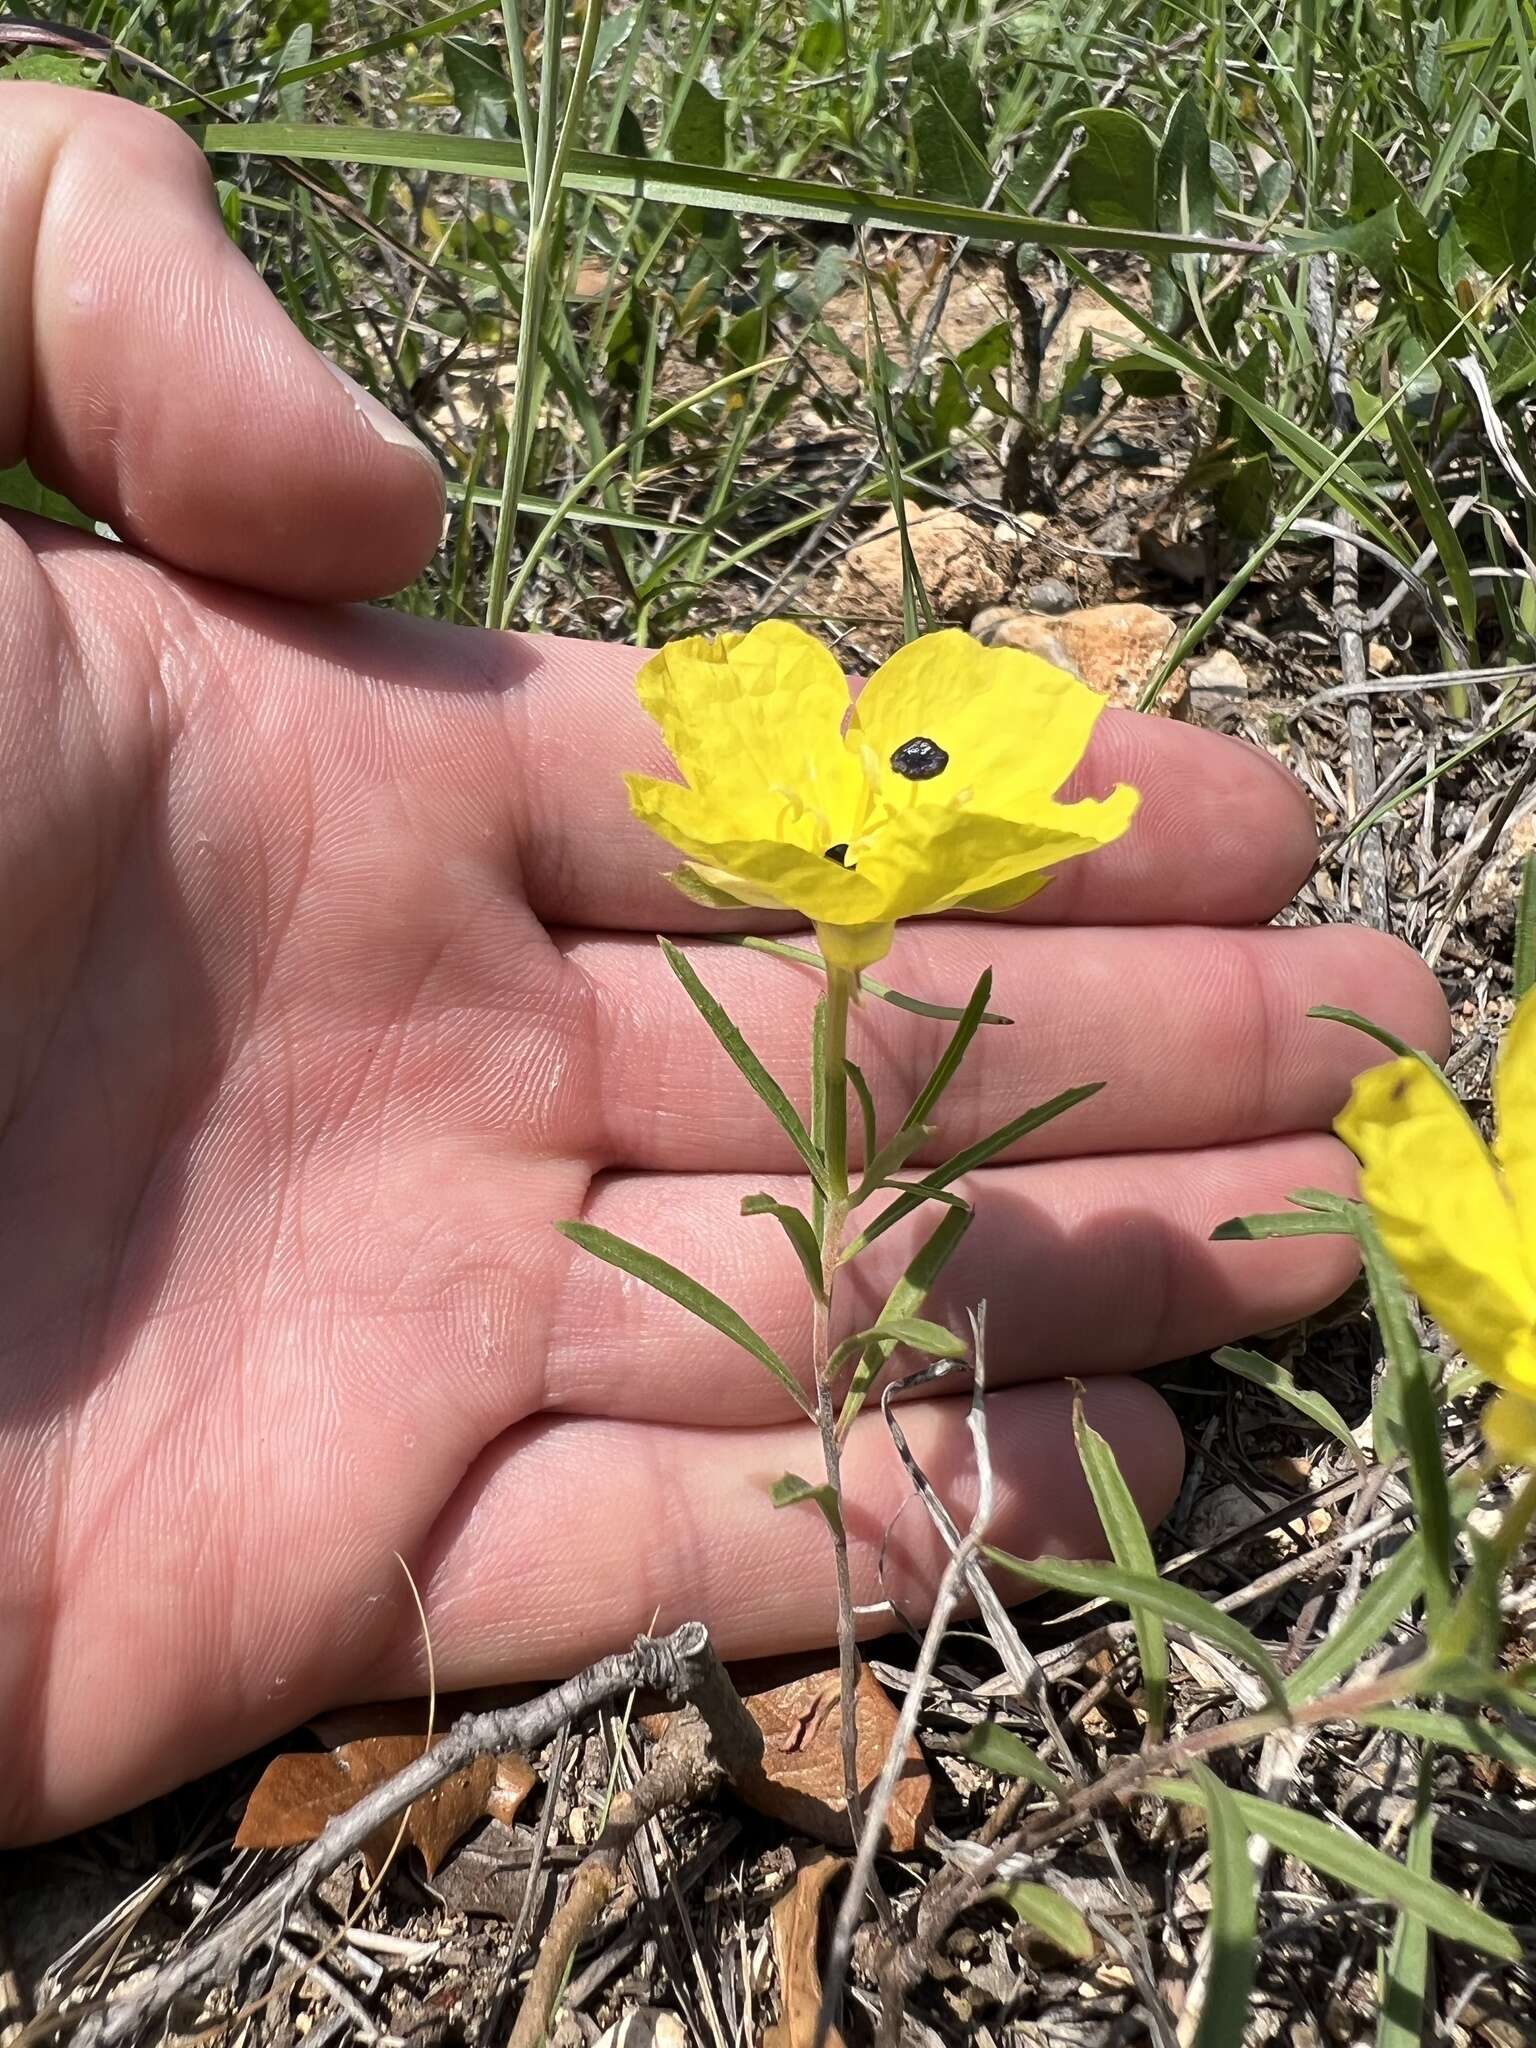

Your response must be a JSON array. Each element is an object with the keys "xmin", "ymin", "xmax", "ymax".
[{"xmin": 52, "ymin": 1624, "xmax": 754, "ymax": 2048}]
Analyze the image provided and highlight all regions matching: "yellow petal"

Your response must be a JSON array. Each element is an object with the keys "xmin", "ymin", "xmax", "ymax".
[
  {"xmin": 1337, "ymin": 1056, "xmax": 1536, "ymax": 1382},
  {"xmin": 1494, "ymin": 986, "xmax": 1536, "ymax": 1258},
  {"xmin": 849, "ymin": 630, "xmax": 1123, "ymax": 824},
  {"xmin": 635, "ymin": 622, "xmax": 862, "ymax": 848},
  {"xmin": 854, "ymin": 785, "xmax": 1140, "ymax": 922},
  {"xmin": 815, "ymin": 920, "xmax": 895, "ymax": 970},
  {"xmin": 1484, "ymin": 1388, "xmax": 1536, "ymax": 1467}
]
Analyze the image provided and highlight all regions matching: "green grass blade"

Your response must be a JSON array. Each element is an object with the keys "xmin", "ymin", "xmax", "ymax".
[
  {"xmin": 1359, "ymin": 1704, "xmax": 1536, "ymax": 1772},
  {"xmin": 1376, "ymin": 1776, "xmax": 1435, "ymax": 2048},
  {"xmin": 1188, "ymin": 1764, "xmax": 1257, "ymax": 2048},
  {"xmin": 995, "ymin": 1882, "xmax": 1094, "ymax": 1960},
  {"xmin": 659, "ymin": 939, "xmax": 823, "ymax": 1186},
  {"xmin": 198, "ymin": 122, "xmax": 1272, "ymax": 256},
  {"xmin": 1156, "ymin": 1783, "xmax": 1518, "ymax": 1961},
  {"xmin": 961, "ymin": 1723, "xmax": 1068, "ymax": 1797},
  {"xmin": 557, "ymin": 1221, "xmax": 808, "ymax": 1412},
  {"xmin": 1515, "ymin": 854, "xmax": 1536, "ymax": 997},
  {"xmin": 1381, "ymin": 394, "xmax": 1480, "ymax": 644},
  {"xmin": 986, "ymin": 1552, "xmax": 1287, "ymax": 1713},
  {"xmin": 1072, "ymin": 1399, "xmax": 1169, "ymax": 1739}
]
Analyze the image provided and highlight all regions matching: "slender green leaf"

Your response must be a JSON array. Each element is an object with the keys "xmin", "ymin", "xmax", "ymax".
[
  {"xmin": 1380, "ymin": 392, "xmax": 1479, "ymax": 644},
  {"xmin": 1188, "ymin": 1764, "xmax": 1256, "ymax": 2048},
  {"xmin": 1515, "ymin": 854, "xmax": 1536, "ymax": 998},
  {"xmin": 844, "ymin": 1085, "xmax": 1103, "ymax": 1259},
  {"xmin": 1285, "ymin": 1535, "xmax": 1424, "ymax": 1705},
  {"xmin": 810, "ymin": 995, "xmax": 827, "ymax": 1241},
  {"xmin": 731, "ymin": 938, "xmax": 1011, "ymax": 1024},
  {"xmin": 557, "ymin": 1222, "xmax": 809, "ymax": 1411},
  {"xmin": 900, "ymin": 968, "xmax": 998, "ymax": 1134},
  {"xmin": 1156, "ymin": 1782, "xmax": 1518, "ymax": 1961},
  {"xmin": 1212, "ymin": 1348, "xmax": 1365, "ymax": 1468},
  {"xmin": 659, "ymin": 939, "xmax": 823, "ymax": 1186},
  {"xmin": 844, "ymin": 1057, "xmax": 879, "ymax": 1170},
  {"xmin": 770, "ymin": 1471, "xmax": 843, "ymax": 1534},
  {"xmin": 741, "ymin": 1194, "xmax": 825, "ymax": 1300},
  {"xmin": 1073, "ymin": 1400, "xmax": 1168, "ymax": 1740},
  {"xmin": 1212, "ymin": 1209, "xmax": 1356, "ymax": 1242},
  {"xmin": 851, "ymin": 1123, "xmax": 932, "ymax": 1205},
  {"xmin": 987, "ymin": 1552, "xmax": 1287, "ymax": 1713},
  {"xmin": 994, "ymin": 1882, "xmax": 1094, "ymax": 1960},
  {"xmin": 199, "ymin": 122, "xmax": 1264, "ymax": 257},
  {"xmin": 1376, "ymin": 1778, "xmax": 1434, "ymax": 2048},
  {"xmin": 1308, "ymin": 1005, "xmax": 1423, "ymax": 1062},
  {"xmin": 838, "ymin": 1202, "xmax": 972, "ymax": 1433},
  {"xmin": 828, "ymin": 1314, "xmax": 966, "ymax": 1375},
  {"xmin": 1359, "ymin": 1705, "xmax": 1536, "ymax": 1773},
  {"xmin": 962, "ymin": 1723, "xmax": 1068, "ymax": 1796}
]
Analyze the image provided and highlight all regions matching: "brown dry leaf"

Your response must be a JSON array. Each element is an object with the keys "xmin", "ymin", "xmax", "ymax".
[
  {"xmin": 739, "ymin": 1660, "xmax": 933, "ymax": 1853},
  {"xmin": 236, "ymin": 1737, "xmax": 535, "ymax": 1880},
  {"xmin": 764, "ymin": 1848, "xmax": 847, "ymax": 2048}
]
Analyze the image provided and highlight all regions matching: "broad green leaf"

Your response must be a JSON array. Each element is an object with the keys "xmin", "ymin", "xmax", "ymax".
[
  {"xmin": 1212, "ymin": 1348, "xmax": 1364, "ymax": 1468},
  {"xmin": 1156, "ymin": 92, "xmax": 1216, "ymax": 240},
  {"xmin": 838, "ymin": 1203, "xmax": 972, "ymax": 1433},
  {"xmin": 770, "ymin": 1471, "xmax": 843, "ymax": 1533},
  {"xmin": 910, "ymin": 49, "xmax": 991, "ymax": 209},
  {"xmin": 671, "ymin": 79, "xmax": 725, "ymax": 169},
  {"xmin": 845, "ymin": 1085, "xmax": 1103, "ymax": 1258},
  {"xmin": 1065, "ymin": 107, "xmax": 1158, "ymax": 232},
  {"xmin": 1189, "ymin": 1764, "xmax": 1256, "ymax": 2048},
  {"xmin": 1376, "ymin": 1781, "xmax": 1434, "ymax": 2048},
  {"xmin": 741, "ymin": 1194, "xmax": 824, "ymax": 1300},
  {"xmin": 1156, "ymin": 1782, "xmax": 1518, "ymax": 1961},
  {"xmin": 986, "ymin": 1552, "xmax": 1287, "ymax": 1714},
  {"xmin": 994, "ymin": 1882, "xmax": 1094, "ymax": 1960},
  {"xmin": 556, "ymin": 1222, "xmax": 809, "ymax": 1411},
  {"xmin": 1073, "ymin": 1401, "xmax": 1167, "ymax": 1739},
  {"xmin": 962, "ymin": 1722, "xmax": 1067, "ymax": 1796},
  {"xmin": 442, "ymin": 34, "xmax": 510, "ymax": 137},
  {"xmin": 200, "ymin": 122, "xmax": 1257, "ymax": 258},
  {"xmin": 1455, "ymin": 147, "xmax": 1536, "ymax": 275},
  {"xmin": 1515, "ymin": 854, "xmax": 1536, "ymax": 998},
  {"xmin": 1285, "ymin": 1535, "xmax": 1424, "ymax": 1705},
  {"xmin": 659, "ymin": 939, "xmax": 823, "ymax": 1186},
  {"xmin": 900, "ymin": 968, "xmax": 997, "ymax": 1134}
]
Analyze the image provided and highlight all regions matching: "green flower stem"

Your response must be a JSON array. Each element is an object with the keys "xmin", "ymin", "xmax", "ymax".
[{"xmin": 815, "ymin": 963, "xmax": 864, "ymax": 1835}]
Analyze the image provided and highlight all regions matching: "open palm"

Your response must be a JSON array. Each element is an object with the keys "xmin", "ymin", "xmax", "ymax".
[{"xmin": 0, "ymin": 87, "xmax": 1448, "ymax": 1844}]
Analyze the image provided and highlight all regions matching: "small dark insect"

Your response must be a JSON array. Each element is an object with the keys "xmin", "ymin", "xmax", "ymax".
[
  {"xmin": 824, "ymin": 843, "xmax": 851, "ymax": 866},
  {"xmin": 890, "ymin": 737, "xmax": 949, "ymax": 781}
]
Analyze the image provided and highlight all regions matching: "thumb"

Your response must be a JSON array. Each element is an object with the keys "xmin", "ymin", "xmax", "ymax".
[{"xmin": 1, "ymin": 83, "xmax": 445, "ymax": 600}]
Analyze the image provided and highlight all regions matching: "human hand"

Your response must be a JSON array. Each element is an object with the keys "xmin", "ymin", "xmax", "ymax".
[{"xmin": 0, "ymin": 85, "xmax": 1448, "ymax": 1843}]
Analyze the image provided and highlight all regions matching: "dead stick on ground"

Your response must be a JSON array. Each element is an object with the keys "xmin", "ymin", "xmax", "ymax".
[{"xmin": 62, "ymin": 1624, "xmax": 757, "ymax": 2048}]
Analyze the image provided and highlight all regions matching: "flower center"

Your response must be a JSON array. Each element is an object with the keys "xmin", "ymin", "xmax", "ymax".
[
  {"xmin": 890, "ymin": 736, "xmax": 949, "ymax": 781},
  {"xmin": 824, "ymin": 842, "xmax": 851, "ymax": 866}
]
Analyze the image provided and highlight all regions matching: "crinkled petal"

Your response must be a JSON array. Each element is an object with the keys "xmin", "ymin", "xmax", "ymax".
[
  {"xmin": 853, "ymin": 787, "xmax": 1140, "ymax": 923},
  {"xmin": 1484, "ymin": 1388, "xmax": 1536, "ymax": 1467},
  {"xmin": 1337, "ymin": 1056, "xmax": 1536, "ymax": 1384},
  {"xmin": 849, "ymin": 630, "xmax": 1123, "ymax": 824},
  {"xmin": 1494, "ymin": 986, "xmax": 1536, "ymax": 1275},
  {"xmin": 635, "ymin": 622, "xmax": 862, "ymax": 848}
]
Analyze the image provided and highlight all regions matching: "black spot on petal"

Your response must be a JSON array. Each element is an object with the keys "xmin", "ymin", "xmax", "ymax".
[{"xmin": 890, "ymin": 736, "xmax": 949, "ymax": 781}]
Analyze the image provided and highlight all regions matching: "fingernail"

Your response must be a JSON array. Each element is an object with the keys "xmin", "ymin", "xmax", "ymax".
[{"xmin": 323, "ymin": 358, "xmax": 439, "ymax": 472}]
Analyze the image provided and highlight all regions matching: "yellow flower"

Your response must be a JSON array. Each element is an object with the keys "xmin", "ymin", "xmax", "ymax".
[
  {"xmin": 625, "ymin": 620, "xmax": 1139, "ymax": 970},
  {"xmin": 1336, "ymin": 991, "xmax": 1536, "ymax": 1464}
]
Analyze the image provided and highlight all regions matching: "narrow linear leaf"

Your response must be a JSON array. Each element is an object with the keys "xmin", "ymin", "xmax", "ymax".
[
  {"xmin": 201, "ymin": 122, "xmax": 1264, "ymax": 257},
  {"xmin": 1213, "ymin": 1210, "xmax": 1357, "ymax": 1242},
  {"xmin": 1188, "ymin": 1764, "xmax": 1256, "ymax": 2048},
  {"xmin": 557, "ymin": 1222, "xmax": 809, "ymax": 1412},
  {"xmin": 961, "ymin": 1723, "xmax": 1068, "ymax": 1796},
  {"xmin": 993, "ymin": 1881, "xmax": 1094, "ymax": 1960},
  {"xmin": 838, "ymin": 1202, "xmax": 973, "ymax": 1434},
  {"xmin": 659, "ymin": 939, "xmax": 824, "ymax": 1185},
  {"xmin": 1359, "ymin": 1705, "xmax": 1536, "ymax": 1774},
  {"xmin": 986, "ymin": 1552, "xmax": 1287, "ymax": 1714},
  {"xmin": 828, "ymin": 1314, "xmax": 966, "ymax": 1375},
  {"xmin": 844, "ymin": 1057, "xmax": 879, "ymax": 1168},
  {"xmin": 1156, "ymin": 1782, "xmax": 1518, "ymax": 1961},
  {"xmin": 730, "ymin": 937, "xmax": 1011, "ymax": 1024},
  {"xmin": 852, "ymin": 1123, "xmax": 932, "ymax": 1205},
  {"xmin": 901, "ymin": 967, "xmax": 998, "ymax": 1134},
  {"xmin": 1212, "ymin": 1347, "xmax": 1365, "ymax": 1469},
  {"xmin": 1073, "ymin": 1400, "xmax": 1168, "ymax": 1740},
  {"xmin": 1515, "ymin": 853, "xmax": 1536, "ymax": 998},
  {"xmin": 770, "ymin": 1471, "xmax": 843, "ymax": 1535},
  {"xmin": 1308, "ymin": 1004, "xmax": 1419, "ymax": 1058},
  {"xmin": 1285, "ymin": 1534, "xmax": 1424, "ymax": 1705},
  {"xmin": 810, "ymin": 994, "xmax": 827, "ymax": 1241},
  {"xmin": 1381, "ymin": 396, "xmax": 1479, "ymax": 644},
  {"xmin": 845, "ymin": 1084, "xmax": 1104, "ymax": 1259},
  {"xmin": 1376, "ymin": 1778, "xmax": 1434, "ymax": 2048},
  {"xmin": 741, "ymin": 1194, "xmax": 825, "ymax": 1300}
]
